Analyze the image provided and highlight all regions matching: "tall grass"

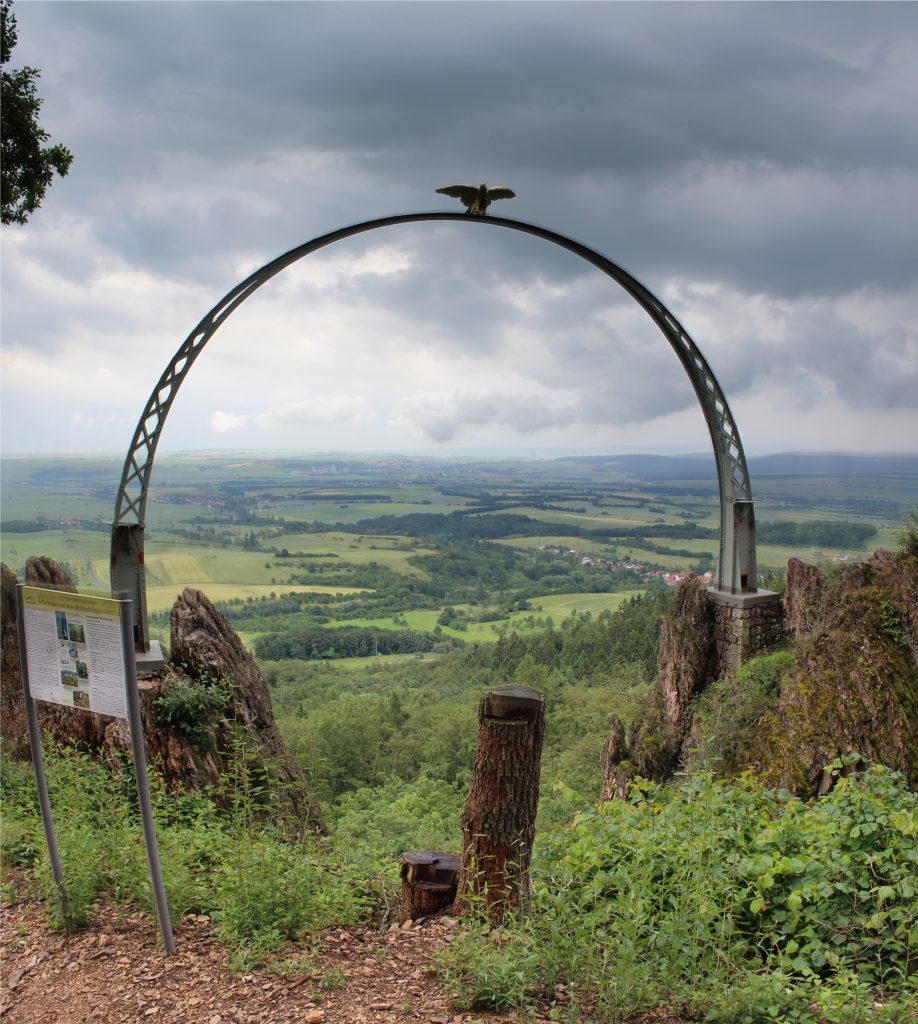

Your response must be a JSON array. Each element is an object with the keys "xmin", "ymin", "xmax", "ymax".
[
  {"xmin": 0, "ymin": 742, "xmax": 369, "ymax": 967},
  {"xmin": 3, "ymin": 743, "xmax": 915, "ymax": 1020}
]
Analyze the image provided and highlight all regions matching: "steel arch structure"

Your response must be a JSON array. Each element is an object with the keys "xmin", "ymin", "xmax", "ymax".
[{"xmin": 112, "ymin": 212, "xmax": 759, "ymax": 650}]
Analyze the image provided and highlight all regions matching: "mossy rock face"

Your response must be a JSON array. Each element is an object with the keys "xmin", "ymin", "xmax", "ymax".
[
  {"xmin": 626, "ymin": 692, "xmax": 680, "ymax": 781},
  {"xmin": 749, "ymin": 552, "xmax": 918, "ymax": 793},
  {"xmin": 605, "ymin": 550, "xmax": 917, "ymax": 798}
]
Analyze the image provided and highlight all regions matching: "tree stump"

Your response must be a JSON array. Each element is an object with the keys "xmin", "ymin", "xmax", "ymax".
[
  {"xmin": 398, "ymin": 850, "xmax": 460, "ymax": 922},
  {"xmin": 454, "ymin": 684, "xmax": 545, "ymax": 923}
]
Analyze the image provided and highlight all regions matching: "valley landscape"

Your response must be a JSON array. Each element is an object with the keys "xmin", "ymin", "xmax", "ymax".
[
  {"xmin": 2, "ymin": 451, "xmax": 917, "ymax": 1023},
  {"xmin": 3, "ymin": 448, "xmax": 915, "ymax": 796},
  {"xmin": 3, "ymin": 0, "xmax": 918, "ymax": 1018}
]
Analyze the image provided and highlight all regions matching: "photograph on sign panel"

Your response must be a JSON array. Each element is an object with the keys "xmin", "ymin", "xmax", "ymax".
[
  {"xmin": 55, "ymin": 611, "xmax": 69, "ymax": 640},
  {"xmin": 76, "ymin": 660, "xmax": 89, "ymax": 679},
  {"xmin": 61, "ymin": 670, "xmax": 79, "ymax": 688},
  {"xmin": 59, "ymin": 640, "xmax": 77, "ymax": 670},
  {"xmin": 72, "ymin": 690, "xmax": 90, "ymax": 710},
  {"xmin": 67, "ymin": 622, "xmax": 86, "ymax": 644}
]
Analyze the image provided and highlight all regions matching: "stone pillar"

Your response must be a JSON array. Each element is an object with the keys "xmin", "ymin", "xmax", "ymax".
[{"xmin": 707, "ymin": 589, "xmax": 784, "ymax": 678}]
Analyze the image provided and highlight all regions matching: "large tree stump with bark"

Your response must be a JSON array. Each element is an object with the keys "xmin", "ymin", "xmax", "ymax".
[
  {"xmin": 454, "ymin": 684, "xmax": 545, "ymax": 923},
  {"xmin": 398, "ymin": 851, "xmax": 460, "ymax": 922}
]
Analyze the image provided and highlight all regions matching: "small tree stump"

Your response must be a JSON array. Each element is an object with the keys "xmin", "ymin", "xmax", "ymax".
[
  {"xmin": 398, "ymin": 851, "xmax": 460, "ymax": 922},
  {"xmin": 454, "ymin": 684, "xmax": 545, "ymax": 923}
]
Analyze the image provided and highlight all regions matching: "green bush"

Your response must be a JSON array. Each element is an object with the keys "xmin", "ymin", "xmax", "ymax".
[
  {"xmin": 154, "ymin": 677, "xmax": 229, "ymax": 746},
  {"xmin": 211, "ymin": 836, "xmax": 364, "ymax": 964},
  {"xmin": 440, "ymin": 764, "xmax": 917, "ymax": 1021},
  {"xmin": 693, "ymin": 650, "xmax": 793, "ymax": 774},
  {"xmin": 0, "ymin": 742, "xmax": 367, "ymax": 961}
]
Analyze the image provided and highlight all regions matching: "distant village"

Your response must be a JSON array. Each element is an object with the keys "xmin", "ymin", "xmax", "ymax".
[{"xmin": 540, "ymin": 545, "xmax": 714, "ymax": 587}]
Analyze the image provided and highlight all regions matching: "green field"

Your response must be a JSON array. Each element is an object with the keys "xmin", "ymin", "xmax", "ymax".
[
  {"xmin": 318, "ymin": 590, "xmax": 646, "ymax": 645},
  {"xmin": 3, "ymin": 451, "xmax": 915, "ymax": 661},
  {"xmin": 146, "ymin": 582, "xmax": 370, "ymax": 616},
  {"xmin": 267, "ymin": 532, "xmax": 436, "ymax": 575},
  {"xmin": 531, "ymin": 590, "xmax": 646, "ymax": 618},
  {"xmin": 501, "ymin": 505, "xmax": 669, "ymax": 529}
]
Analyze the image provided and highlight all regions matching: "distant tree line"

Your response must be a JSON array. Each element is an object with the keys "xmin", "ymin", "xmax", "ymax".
[
  {"xmin": 1, "ymin": 517, "xmax": 108, "ymax": 533},
  {"xmin": 253, "ymin": 625, "xmax": 465, "ymax": 661},
  {"xmin": 756, "ymin": 520, "xmax": 876, "ymax": 547},
  {"xmin": 322, "ymin": 510, "xmax": 718, "ymax": 543}
]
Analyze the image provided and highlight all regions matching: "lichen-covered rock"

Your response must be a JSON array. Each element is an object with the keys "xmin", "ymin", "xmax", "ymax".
[
  {"xmin": 599, "ymin": 577, "xmax": 717, "ymax": 795},
  {"xmin": 600, "ymin": 550, "xmax": 917, "ymax": 798},
  {"xmin": 600, "ymin": 714, "xmax": 632, "ymax": 801},
  {"xmin": 784, "ymin": 558, "xmax": 827, "ymax": 642},
  {"xmin": 23, "ymin": 555, "xmax": 79, "ymax": 591},
  {"xmin": 748, "ymin": 551, "xmax": 918, "ymax": 793},
  {"xmin": 170, "ymin": 587, "xmax": 326, "ymax": 830},
  {"xmin": 656, "ymin": 577, "xmax": 716, "ymax": 731}
]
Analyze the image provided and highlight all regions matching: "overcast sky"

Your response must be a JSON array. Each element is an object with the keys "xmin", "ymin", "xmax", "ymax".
[{"xmin": 2, "ymin": 1, "xmax": 916, "ymax": 458}]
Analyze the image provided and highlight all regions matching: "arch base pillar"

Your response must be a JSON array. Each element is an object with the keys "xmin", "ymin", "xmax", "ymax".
[{"xmin": 707, "ymin": 588, "xmax": 784, "ymax": 678}]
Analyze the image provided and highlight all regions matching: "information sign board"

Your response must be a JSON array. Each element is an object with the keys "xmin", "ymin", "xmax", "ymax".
[
  {"xmin": 19, "ymin": 586, "xmax": 128, "ymax": 719},
  {"xmin": 15, "ymin": 584, "xmax": 175, "ymax": 953}
]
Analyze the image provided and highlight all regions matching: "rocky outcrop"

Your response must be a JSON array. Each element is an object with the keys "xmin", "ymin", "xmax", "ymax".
[
  {"xmin": 600, "ymin": 577, "xmax": 719, "ymax": 792},
  {"xmin": 656, "ymin": 578, "xmax": 716, "ymax": 729},
  {"xmin": 784, "ymin": 558, "xmax": 828, "ymax": 642},
  {"xmin": 1, "ymin": 562, "xmax": 325, "ymax": 832},
  {"xmin": 602, "ymin": 550, "xmax": 918, "ymax": 797},
  {"xmin": 747, "ymin": 550, "xmax": 918, "ymax": 793},
  {"xmin": 169, "ymin": 588, "xmax": 326, "ymax": 828},
  {"xmin": 600, "ymin": 714, "xmax": 631, "ymax": 801}
]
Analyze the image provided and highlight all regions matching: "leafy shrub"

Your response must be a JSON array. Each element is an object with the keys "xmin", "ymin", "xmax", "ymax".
[
  {"xmin": 899, "ymin": 509, "xmax": 918, "ymax": 559},
  {"xmin": 0, "ymin": 742, "xmax": 367, "ymax": 962},
  {"xmin": 155, "ymin": 676, "xmax": 229, "ymax": 746},
  {"xmin": 440, "ymin": 764, "xmax": 917, "ymax": 1021},
  {"xmin": 211, "ymin": 836, "xmax": 364, "ymax": 964},
  {"xmin": 692, "ymin": 650, "xmax": 793, "ymax": 773}
]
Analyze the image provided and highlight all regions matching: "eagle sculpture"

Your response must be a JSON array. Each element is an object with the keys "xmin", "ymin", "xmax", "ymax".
[{"xmin": 436, "ymin": 183, "xmax": 516, "ymax": 216}]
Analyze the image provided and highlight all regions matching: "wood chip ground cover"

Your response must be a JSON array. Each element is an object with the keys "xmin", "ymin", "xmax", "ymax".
[{"xmin": 0, "ymin": 896, "xmax": 692, "ymax": 1024}]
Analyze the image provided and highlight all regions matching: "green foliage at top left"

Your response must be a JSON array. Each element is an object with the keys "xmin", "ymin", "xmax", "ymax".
[
  {"xmin": 1, "ymin": 0, "xmax": 73, "ymax": 225},
  {"xmin": 154, "ymin": 676, "xmax": 230, "ymax": 747}
]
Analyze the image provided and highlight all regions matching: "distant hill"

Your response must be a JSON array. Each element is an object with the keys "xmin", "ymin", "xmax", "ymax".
[{"xmin": 558, "ymin": 452, "xmax": 918, "ymax": 481}]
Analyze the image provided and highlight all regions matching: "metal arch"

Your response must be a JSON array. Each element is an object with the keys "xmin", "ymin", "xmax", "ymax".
[{"xmin": 112, "ymin": 212, "xmax": 758, "ymax": 649}]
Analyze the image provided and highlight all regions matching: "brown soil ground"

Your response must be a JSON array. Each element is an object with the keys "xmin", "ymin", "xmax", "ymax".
[{"xmin": 0, "ymin": 895, "xmax": 693, "ymax": 1024}]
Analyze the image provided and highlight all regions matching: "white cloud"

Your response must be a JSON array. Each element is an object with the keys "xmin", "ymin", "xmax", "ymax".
[
  {"xmin": 210, "ymin": 411, "xmax": 247, "ymax": 433},
  {"xmin": 400, "ymin": 391, "xmax": 582, "ymax": 443},
  {"xmin": 254, "ymin": 396, "xmax": 367, "ymax": 429}
]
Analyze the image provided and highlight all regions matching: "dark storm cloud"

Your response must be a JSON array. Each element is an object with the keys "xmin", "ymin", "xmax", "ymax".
[
  {"xmin": 13, "ymin": 1, "xmax": 916, "ymax": 291},
  {"xmin": 3, "ymin": 2, "xmax": 917, "ymax": 451}
]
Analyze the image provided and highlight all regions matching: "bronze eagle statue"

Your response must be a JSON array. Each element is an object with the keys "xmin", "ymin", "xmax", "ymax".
[{"xmin": 436, "ymin": 183, "xmax": 516, "ymax": 216}]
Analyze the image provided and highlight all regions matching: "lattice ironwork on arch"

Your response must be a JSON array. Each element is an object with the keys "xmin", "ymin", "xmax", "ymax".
[{"xmin": 112, "ymin": 212, "xmax": 759, "ymax": 650}]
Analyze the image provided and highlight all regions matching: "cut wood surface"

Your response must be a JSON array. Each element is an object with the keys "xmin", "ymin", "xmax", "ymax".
[{"xmin": 399, "ymin": 851, "xmax": 460, "ymax": 922}]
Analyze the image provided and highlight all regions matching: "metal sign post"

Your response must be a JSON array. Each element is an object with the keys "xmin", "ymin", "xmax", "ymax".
[
  {"xmin": 14, "ymin": 583, "xmax": 175, "ymax": 954},
  {"xmin": 118, "ymin": 592, "xmax": 176, "ymax": 954},
  {"xmin": 13, "ymin": 586, "xmax": 73, "ymax": 932}
]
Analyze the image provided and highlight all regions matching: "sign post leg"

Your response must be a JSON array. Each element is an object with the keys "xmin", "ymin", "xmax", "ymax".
[
  {"xmin": 118, "ymin": 595, "xmax": 176, "ymax": 955},
  {"xmin": 14, "ymin": 585, "xmax": 73, "ymax": 931}
]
